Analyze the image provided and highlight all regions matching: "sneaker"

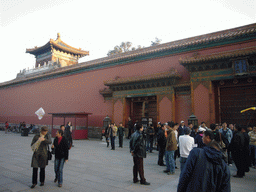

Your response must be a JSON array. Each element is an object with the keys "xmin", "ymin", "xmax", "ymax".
[
  {"xmin": 58, "ymin": 184, "xmax": 62, "ymax": 187},
  {"xmin": 167, "ymin": 172, "xmax": 174, "ymax": 175},
  {"xmin": 163, "ymin": 170, "xmax": 169, "ymax": 173},
  {"xmin": 40, "ymin": 182, "xmax": 44, "ymax": 186},
  {"xmin": 30, "ymin": 184, "xmax": 36, "ymax": 189},
  {"xmin": 140, "ymin": 181, "xmax": 150, "ymax": 185},
  {"xmin": 229, "ymin": 164, "xmax": 232, "ymax": 166}
]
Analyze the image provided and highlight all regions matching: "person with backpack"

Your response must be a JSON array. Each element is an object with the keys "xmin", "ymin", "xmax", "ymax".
[{"xmin": 178, "ymin": 130, "xmax": 230, "ymax": 192}]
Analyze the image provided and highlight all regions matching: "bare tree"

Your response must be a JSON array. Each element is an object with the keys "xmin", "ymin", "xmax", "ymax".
[
  {"xmin": 107, "ymin": 42, "xmax": 142, "ymax": 56},
  {"xmin": 151, "ymin": 37, "xmax": 162, "ymax": 46}
]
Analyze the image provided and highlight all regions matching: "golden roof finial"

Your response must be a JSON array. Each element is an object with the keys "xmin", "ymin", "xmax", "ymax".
[{"xmin": 57, "ymin": 33, "xmax": 61, "ymax": 39}]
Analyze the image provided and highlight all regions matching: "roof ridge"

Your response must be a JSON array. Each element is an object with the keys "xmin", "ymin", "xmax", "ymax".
[
  {"xmin": 104, "ymin": 69, "xmax": 180, "ymax": 85},
  {"xmin": 180, "ymin": 46, "xmax": 256, "ymax": 64},
  {"xmin": 75, "ymin": 23, "xmax": 256, "ymax": 67}
]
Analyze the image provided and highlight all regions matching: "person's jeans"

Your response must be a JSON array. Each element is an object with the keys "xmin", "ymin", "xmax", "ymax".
[
  {"xmin": 119, "ymin": 136, "xmax": 123, "ymax": 147},
  {"xmin": 54, "ymin": 158, "xmax": 65, "ymax": 184},
  {"xmin": 111, "ymin": 136, "xmax": 116, "ymax": 150},
  {"xmin": 165, "ymin": 150, "xmax": 175, "ymax": 173},
  {"xmin": 249, "ymin": 145, "xmax": 256, "ymax": 166},
  {"xmin": 180, "ymin": 157, "xmax": 187, "ymax": 173},
  {"xmin": 146, "ymin": 138, "xmax": 153, "ymax": 152}
]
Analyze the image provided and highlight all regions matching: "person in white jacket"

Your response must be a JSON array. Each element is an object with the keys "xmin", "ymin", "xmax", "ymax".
[{"xmin": 179, "ymin": 127, "xmax": 195, "ymax": 172}]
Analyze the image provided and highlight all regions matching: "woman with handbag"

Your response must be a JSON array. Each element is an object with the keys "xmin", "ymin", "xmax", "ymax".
[
  {"xmin": 51, "ymin": 129, "xmax": 69, "ymax": 187},
  {"xmin": 30, "ymin": 126, "xmax": 52, "ymax": 189}
]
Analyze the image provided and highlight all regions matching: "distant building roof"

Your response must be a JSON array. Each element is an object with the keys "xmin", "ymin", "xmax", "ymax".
[{"xmin": 26, "ymin": 33, "xmax": 89, "ymax": 57}]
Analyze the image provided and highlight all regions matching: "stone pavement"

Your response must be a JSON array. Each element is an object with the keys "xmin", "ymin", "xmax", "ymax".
[{"xmin": 0, "ymin": 131, "xmax": 255, "ymax": 192}]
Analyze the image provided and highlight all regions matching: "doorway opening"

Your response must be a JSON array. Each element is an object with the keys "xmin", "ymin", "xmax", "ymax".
[{"xmin": 126, "ymin": 96, "xmax": 157, "ymax": 127}]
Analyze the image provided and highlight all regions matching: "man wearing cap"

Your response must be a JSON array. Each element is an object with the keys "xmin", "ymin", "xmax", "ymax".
[{"xmin": 195, "ymin": 127, "xmax": 206, "ymax": 148}]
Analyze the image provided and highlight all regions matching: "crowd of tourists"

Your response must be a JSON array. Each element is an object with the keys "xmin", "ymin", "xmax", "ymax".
[
  {"xmin": 28, "ymin": 118, "xmax": 256, "ymax": 191},
  {"xmin": 125, "ymin": 118, "xmax": 256, "ymax": 191}
]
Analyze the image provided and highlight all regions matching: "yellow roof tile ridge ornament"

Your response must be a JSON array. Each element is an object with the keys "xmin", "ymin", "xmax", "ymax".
[
  {"xmin": 57, "ymin": 33, "xmax": 61, "ymax": 40},
  {"xmin": 241, "ymin": 107, "xmax": 256, "ymax": 113}
]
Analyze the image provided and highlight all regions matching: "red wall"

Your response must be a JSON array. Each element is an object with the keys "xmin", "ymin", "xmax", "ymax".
[
  {"xmin": 159, "ymin": 96, "xmax": 172, "ymax": 123},
  {"xmin": 194, "ymin": 84, "xmax": 210, "ymax": 125},
  {"xmin": 113, "ymin": 99, "xmax": 123, "ymax": 124},
  {"xmin": 0, "ymin": 53, "xmax": 190, "ymax": 127},
  {"xmin": 176, "ymin": 94, "xmax": 192, "ymax": 125},
  {"xmin": 0, "ymin": 39, "xmax": 254, "ymax": 128}
]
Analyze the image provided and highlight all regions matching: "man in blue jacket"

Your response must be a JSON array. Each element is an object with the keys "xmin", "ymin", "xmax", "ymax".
[{"xmin": 178, "ymin": 130, "xmax": 230, "ymax": 192}]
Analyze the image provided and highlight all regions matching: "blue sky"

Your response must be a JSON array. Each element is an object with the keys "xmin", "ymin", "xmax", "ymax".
[{"xmin": 0, "ymin": 0, "xmax": 255, "ymax": 83}]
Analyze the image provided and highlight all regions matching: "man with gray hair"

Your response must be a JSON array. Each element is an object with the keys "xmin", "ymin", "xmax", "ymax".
[{"xmin": 179, "ymin": 127, "xmax": 195, "ymax": 172}]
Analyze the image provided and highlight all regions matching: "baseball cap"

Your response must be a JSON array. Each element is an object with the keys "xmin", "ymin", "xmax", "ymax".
[{"xmin": 198, "ymin": 127, "xmax": 206, "ymax": 132}]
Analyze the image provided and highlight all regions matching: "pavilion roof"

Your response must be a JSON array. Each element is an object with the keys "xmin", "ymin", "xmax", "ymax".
[{"xmin": 26, "ymin": 33, "xmax": 89, "ymax": 57}]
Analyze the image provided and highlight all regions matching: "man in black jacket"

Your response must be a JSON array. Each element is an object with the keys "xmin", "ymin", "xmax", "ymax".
[
  {"xmin": 230, "ymin": 124, "xmax": 250, "ymax": 178},
  {"xmin": 127, "ymin": 117, "xmax": 133, "ymax": 139},
  {"xmin": 117, "ymin": 122, "xmax": 125, "ymax": 148},
  {"xmin": 157, "ymin": 124, "xmax": 166, "ymax": 166},
  {"xmin": 130, "ymin": 123, "xmax": 150, "ymax": 185}
]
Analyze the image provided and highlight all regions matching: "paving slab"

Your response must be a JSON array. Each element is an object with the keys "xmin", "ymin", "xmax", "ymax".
[{"xmin": 0, "ymin": 131, "xmax": 255, "ymax": 192}]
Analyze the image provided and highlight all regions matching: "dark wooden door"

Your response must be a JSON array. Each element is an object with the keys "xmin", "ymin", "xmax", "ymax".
[
  {"xmin": 128, "ymin": 96, "xmax": 157, "ymax": 127},
  {"xmin": 218, "ymin": 82, "xmax": 256, "ymax": 126}
]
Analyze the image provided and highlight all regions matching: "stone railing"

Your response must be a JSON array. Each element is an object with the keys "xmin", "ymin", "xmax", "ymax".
[{"xmin": 16, "ymin": 62, "xmax": 60, "ymax": 78}]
